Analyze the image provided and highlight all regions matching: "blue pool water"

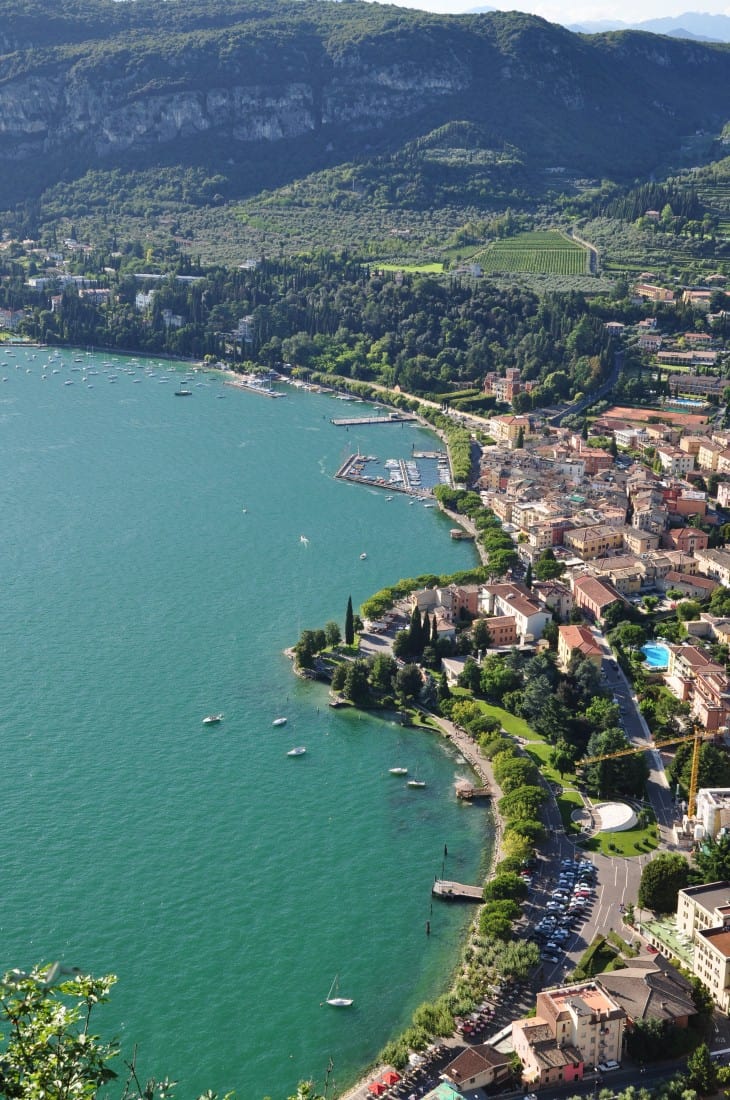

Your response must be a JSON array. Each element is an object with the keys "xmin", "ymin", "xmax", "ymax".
[{"xmin": 642, "ymin": 641, "xmax": 670, "ymax": 668}]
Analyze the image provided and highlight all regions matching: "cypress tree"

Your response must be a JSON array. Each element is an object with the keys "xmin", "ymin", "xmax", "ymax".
[
  {"xmin": 409, "ymin": 605, "xmax": 422, "ymax": 655},
  {"xmin": 525, "ymin": 562, "xmax": 533, "ymax": 589},
  {"xmin": 345, "ymin": 595, "xmax": 354, "ymax": 646},
  {"xmin": 421, "ymin": 611, "xmax": 430, "ymax": 656}
]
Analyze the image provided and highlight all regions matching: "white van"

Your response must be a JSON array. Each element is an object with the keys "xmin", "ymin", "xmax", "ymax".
[{"xmin": 598, "ymin": 1061, "xmax": 620, "ymax": 1073}]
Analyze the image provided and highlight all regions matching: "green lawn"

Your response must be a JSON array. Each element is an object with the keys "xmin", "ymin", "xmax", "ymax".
[
  {"xmin": 475, "ymin": 700, "xmax": 535, "ymax": 739},
  {"xmin": 453, "ymin": 691, "xmax": 658, "ymax": 855},
  {"xmin": 378, "ymin": 262, "xmax": 445, "ymax": 273},
  {"xmin": 580, "ymin": 822, "xmax": 659, "ymax": 857}
]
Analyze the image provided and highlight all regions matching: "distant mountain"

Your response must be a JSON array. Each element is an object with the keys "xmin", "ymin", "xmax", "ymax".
[
  {"xmin": 1, "ymin": 0, "xmax": 730, "ymax": 212},
  {"xmin": 569, "ymin": 11, "xmax": 730, "ymax": 41}
]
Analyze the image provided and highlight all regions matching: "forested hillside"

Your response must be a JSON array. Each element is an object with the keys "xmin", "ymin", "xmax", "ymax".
[{"xmin": 1, "ymin": 0, "xmax": 730, "ymax": 232}]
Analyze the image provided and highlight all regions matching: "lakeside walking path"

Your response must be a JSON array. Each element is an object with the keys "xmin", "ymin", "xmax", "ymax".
[{"xmin": 433, "ymin": 713, "xmax": 506, "ymax": 865}]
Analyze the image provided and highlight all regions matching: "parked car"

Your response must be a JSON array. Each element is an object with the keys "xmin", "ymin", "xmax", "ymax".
[{"xmin": 598, "ymin": 1061, "xmax": 620, "ymax": 1073}]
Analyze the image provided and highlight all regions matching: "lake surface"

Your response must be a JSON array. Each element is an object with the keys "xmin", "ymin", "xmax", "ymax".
[{"xmin": 0, "ymin": 347, "xmax": 493, "ymax": 1099}]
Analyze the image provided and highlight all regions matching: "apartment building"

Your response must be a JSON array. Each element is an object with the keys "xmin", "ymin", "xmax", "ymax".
[
  {"xmin": 663, "ymin": 527, "xmax": 710, "ymax": 554},
  {"xmin": 676, "ymin": 882, "xmax": 730, "ymax": 1011},
  {"xmin": 484, "ymin": 615, "xmax": 518, "ymax": 647},
  {"xmin": 513, "ymin": 983, "xmax": 625, "ymax": 1087},
  {"xmin": 532, "ymin": 579, "xmax": 573, "ymax": 620},
  {"xmin": 698, "ymin": 440, "xmax": 725, "ymax": 471},
  {"xmin": 480, "ymin": 583, "xmax": 552, "ymax": 642},
  {"xmin": 634, "ymin": 283, "xmax": 675, "ymax": 303},
  {"xmin": 696, "ymin": 790, "xmax": 730, "ymax": 841},
  {"xmin": 656, "ymin": 447, "xmax": 695, "ymax": 477},
  {"xmin": 659, "ymin": 572, "xmax": 718, "ymax": 600},
  {"xmin": 623, "ymin": 527, "xmax": 660, "ymax": 555},
  {"xmin": 563, "ymin": 524, "xmax": 624, "ymax": 561},
  {"xmin": 665, "ymin": 643, "xmax": 730, "ymax": 731},
  {"xmin": 487, "ymin": 414, "xmax": 531, "ymax": 447},
  {"xmin": 695, "ymin": 548, "xmax": 730, "ymax": 587}
]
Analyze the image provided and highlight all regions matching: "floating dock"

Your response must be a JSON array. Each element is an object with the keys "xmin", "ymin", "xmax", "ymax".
[
  {"xmin": 432, "ymin": 880, "xmax": 483, "ymax": 902},
  {"xmin": 225, "ymin": 377, "xmax": 286, "ymax": 398}
]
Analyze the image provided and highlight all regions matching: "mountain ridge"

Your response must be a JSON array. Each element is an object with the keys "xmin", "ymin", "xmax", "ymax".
[
  {"xmin": 1, "ymin": 1, "xmax": 729, "ymax": 214},
  {"xmin": 567, "ymin": 11, "xmax": 730, "ymax": 41}
]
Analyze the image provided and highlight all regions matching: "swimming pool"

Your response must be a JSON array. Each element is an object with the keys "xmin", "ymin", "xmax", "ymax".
[
  {"xmin": 642, "ymin": 641, "xmax": 670, "ymax": 669},
  {"xmin": 665, "ymin": 397, "xmax": 708, "ymax": 409}
]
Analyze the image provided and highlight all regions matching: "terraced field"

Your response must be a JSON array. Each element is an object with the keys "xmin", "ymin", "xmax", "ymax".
[{"xmin": 475, "ymin": 230, "xmax": 588, "ymax": 275}]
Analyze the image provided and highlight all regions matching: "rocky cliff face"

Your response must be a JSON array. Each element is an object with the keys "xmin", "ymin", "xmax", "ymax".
[
  {"xmin": 0, "ymin": 1, "xmax": 729, "ymax": 188},
  {"xmin": 0, "ymin": 56, "xmax": 470, "ymax": 161}
]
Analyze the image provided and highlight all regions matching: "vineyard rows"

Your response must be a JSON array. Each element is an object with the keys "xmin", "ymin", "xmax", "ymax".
[
  {"xmin": 479, "ymin": 246, "xmax": 587, "ymax": 275},
  {"xmin": 473, "ymin": 230, "xmax": 589, "ymax": 276}
]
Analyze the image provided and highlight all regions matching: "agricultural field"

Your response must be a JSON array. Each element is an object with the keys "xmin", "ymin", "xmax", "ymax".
[{"xmin": 475, "ymin": 230, "xmax": 589, "ymax": 276}]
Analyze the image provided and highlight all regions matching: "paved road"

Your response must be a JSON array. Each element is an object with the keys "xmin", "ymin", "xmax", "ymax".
[{"xmin": 592, "ymin": 628, "xmax": 677, "ymax": 841}]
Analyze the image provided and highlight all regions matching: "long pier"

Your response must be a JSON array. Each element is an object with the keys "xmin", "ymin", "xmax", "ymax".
[
  {"xmin": 330, "ymin": 413, "xmax": 417, "ymax": 426},
  {"xmin": 432, "ymin": 879, "xmax": 483, "ymax": 902}
]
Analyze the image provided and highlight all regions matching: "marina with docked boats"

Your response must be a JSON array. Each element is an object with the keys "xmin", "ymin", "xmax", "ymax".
[{"xmin": 335, "ymin": 450, "xmax": 452, "ymax": 498}]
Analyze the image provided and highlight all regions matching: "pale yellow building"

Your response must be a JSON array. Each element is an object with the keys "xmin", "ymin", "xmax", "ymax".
[{"xmin": 563, "ymin": 524, "xmax": 624, "ymax": 561}]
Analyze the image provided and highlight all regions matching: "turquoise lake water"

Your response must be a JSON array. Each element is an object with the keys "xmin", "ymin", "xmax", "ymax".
[{"xmin": 0, "ymin": 348, "xmax": 492, "ymax": 1099}]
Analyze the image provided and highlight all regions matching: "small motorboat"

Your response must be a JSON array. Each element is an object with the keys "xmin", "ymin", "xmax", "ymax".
[
  {"xmin": 287, "ymin": 746, "xmax": 306, "ymax": 756},
  {"xmin": 360, "ymin": 552, "xmax": 367, "ymax": 560},
  {"xmin": 272, "ymin": 717, "xmax": 287, "ymax": 727},
  {"xmin": 407, "ymin": 779, "xmax": 426, "ymax": 789},
  {"xmin": 389, "ymin": 767, "xmax": 408, "ymax": 776},
  {"xmin": 202, "ymin": 713, "xmax": 223, "ymax": 725}
]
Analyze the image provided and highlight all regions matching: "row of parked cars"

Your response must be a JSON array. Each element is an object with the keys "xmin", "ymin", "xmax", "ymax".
[{"xmin": 532, "ymin": 858, "xmax": 597, "ymax": 965}]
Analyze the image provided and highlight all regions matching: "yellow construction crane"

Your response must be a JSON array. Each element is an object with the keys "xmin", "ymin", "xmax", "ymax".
[{"xmin": 577, "ymin": 723, "xmax": 705, "ymax": 817}]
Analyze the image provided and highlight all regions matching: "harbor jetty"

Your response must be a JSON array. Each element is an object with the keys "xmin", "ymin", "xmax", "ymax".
[{"xmin": 330, "ymin": 412, "xmax": 416, "ymax": 426}]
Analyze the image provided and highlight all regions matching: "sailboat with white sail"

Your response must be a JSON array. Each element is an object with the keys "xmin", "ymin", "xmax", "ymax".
[{"xmin": 324, "ymin": 974, "xmax": 353, "ymax": 1007}]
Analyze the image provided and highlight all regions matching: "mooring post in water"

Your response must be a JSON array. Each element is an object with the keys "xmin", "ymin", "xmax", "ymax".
[{"xmin": 426, "ymin": 921, "xmax": 431, "ymax": 936}]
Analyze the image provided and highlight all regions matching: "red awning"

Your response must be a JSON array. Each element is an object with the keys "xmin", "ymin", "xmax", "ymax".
[
  {"xmin": 368, "ymin": 1083, "xmax": 386, "ymax": 1096},
  {"xmin": 381, "ymin": 1071, "xmax": 401, "ymax": 1086}
]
